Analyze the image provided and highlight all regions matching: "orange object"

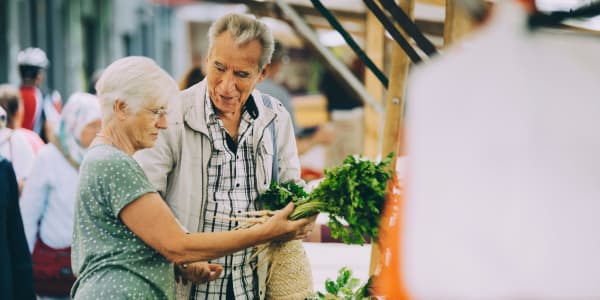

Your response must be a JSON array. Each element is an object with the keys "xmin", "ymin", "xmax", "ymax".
[
  {"xmin": 300, "ymin": 167, "xmax": 323, "ymax": 181},
  {"xmin": 371, "ymin": 174, "xmax": 410, "ymax": 299}
]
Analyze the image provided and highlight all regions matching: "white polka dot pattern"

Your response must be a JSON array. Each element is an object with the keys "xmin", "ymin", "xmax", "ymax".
[{"xmin": 71, "ymin": 144, "xmax": 175, "ymax": 299}]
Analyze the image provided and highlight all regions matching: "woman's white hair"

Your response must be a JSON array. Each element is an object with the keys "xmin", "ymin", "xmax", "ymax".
[
  {"xmin": 207, "ymin": 13, "xmax": 274, "ymax": 71},
  {"xmin": 95, "ymin": 56, "xmax": 177, "ymax": 122}
]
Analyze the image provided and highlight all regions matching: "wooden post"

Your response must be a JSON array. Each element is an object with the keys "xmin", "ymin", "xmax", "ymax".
[
  {"xmin": 363, "ymin": 11, "xmax": 386, "ymax": 159},
  {"xmin": 369, "ymin": 0, "xmax": 414, "ymax": 275},
  {"xmin": 444, "ymin": 0, "xmax": 474, "ymax": 47}
]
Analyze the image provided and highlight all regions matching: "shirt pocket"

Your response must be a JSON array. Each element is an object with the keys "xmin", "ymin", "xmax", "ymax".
[{"xmin": 257, "ymin": 142, "xmax": 274, "ymax": 189}]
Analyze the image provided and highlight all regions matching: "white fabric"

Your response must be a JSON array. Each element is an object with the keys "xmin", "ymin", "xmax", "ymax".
[
  {"xmin": 56, "ymin": 92, "xmax": 100, "ymax": 164},
  {"xmin": 404, "ymin": 2, "xmax": 600, "ymax": 299},
  {"xmin": 20, "ymin": 144, "xmax": 78, "ymax": 251},
  {"xmin": 0, "ymin": 128, "xmax": 35, "ymax": 181},
  {"xmin": 134, "ymin": 79, "xmax": 302, "ymax": 300}
]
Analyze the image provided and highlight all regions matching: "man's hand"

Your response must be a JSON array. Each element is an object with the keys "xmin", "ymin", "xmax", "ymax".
[{"xmin": 175, "ymin": 261, "xmax": 223, "ymax": 285}]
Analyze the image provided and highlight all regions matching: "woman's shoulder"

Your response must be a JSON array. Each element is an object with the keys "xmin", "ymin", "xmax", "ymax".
[{"xmin": 82, "ymin": 145, "xmax": 134, "ymax": 171}]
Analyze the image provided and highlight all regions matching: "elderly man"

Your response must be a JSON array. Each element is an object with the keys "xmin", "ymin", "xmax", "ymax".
[{"xmin": 135, "ymin": 13, "xmax": 312, "ymax": 300}]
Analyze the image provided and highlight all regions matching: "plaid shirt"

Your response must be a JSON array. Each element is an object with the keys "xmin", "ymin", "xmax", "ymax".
[{"xmin": 190, "ymin": 94, "xmax": 260, "ymax": 300}]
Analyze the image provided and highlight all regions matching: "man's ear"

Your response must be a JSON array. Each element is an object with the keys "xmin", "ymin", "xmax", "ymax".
[
  {"xmin": 258, "ymin": 66, "xmax": 268, "ymax": 82},
  {"xmin": 113, "ymin": 100, "xmax": 128, "ymax": 120}
]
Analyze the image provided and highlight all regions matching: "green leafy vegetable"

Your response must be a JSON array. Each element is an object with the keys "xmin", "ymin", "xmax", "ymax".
[
  {"xmin": 257, "ymin": 153, "xmax": 394, "ymax": 245},
  {"xmin": 310, "ymin": 267, "xmax": 371, "ymax": 300}
]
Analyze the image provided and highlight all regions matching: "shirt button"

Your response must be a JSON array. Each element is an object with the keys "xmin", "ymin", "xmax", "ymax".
[
  {"xmin": 233, "ymin": 266, "xmax": 237, "ymax": 271},
  {"xmin": 236, "ymin": 183, "xmax": 240, "ymax": 187}
]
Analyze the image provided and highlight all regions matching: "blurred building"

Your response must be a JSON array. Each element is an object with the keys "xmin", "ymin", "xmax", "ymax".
[{"xmin": 0, "ymin": 0, "xmax": 176, "ymax": 97}]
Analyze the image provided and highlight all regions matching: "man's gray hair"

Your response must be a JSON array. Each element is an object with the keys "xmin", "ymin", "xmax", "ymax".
[
  {"xmin": 208, "ymin": 13, "xmax": 274, "ymax": 70},
  {"xmin": 95, "ymin": 56, "xmax": 177, "ymax": 122}
]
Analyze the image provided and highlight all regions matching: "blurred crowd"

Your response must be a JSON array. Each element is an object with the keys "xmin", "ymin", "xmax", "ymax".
[{"xmin": 1, "ymin": 47, "xmax": 102, "ymax": 300}]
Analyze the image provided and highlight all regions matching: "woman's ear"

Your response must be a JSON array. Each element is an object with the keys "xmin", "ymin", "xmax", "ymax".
[{"xmin": 113, "ymin": 100, "xmax": 128, "ymax": 121}]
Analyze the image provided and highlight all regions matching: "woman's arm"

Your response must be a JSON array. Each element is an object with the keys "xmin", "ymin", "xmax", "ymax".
[
  {"xmin": 119, "ymin": 192, "xmax": 313, "ymax": 265},
  {"xmin": 19, "ymin": 152, "xmax": 50, "ymax": 252}
]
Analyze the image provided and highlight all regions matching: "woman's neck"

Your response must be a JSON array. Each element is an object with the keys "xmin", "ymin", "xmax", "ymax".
[{"xmin": 95, "ymin": 126, "xmax": 136, "ymax": 156}]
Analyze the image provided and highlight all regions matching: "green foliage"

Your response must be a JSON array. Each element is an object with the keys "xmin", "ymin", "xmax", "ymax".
[
  {"xmin": 310, "ymin": 267, "xmax": 371, "ymax": 300},
  {"xmin": 311, "ymin": 153, "xmax": 393, "ymax": 244},
  {"xmin": 258, "ymin": 181, "xmax": 308, "ymax": 211},
  {"xmin": 257, "ymin": 153, "xmax": 394, "ymax": 244}
]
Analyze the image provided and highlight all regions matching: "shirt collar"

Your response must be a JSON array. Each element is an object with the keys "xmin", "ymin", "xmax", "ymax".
[{"xmin": 204, "ymin": 90, "xmax": 259, "ymax": 121}]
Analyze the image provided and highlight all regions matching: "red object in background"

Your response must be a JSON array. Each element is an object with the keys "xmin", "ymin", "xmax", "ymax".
[
  {"xmin": 20, "ymin": 86, "xmax": 37, "ymax": 130},
  {"xmin": 301, "ymin": 167, "xmax": 323, "ymax": 181},
  {"xmin": 371, "ymin": 174, "xmax": 410, "ymax": 299}
]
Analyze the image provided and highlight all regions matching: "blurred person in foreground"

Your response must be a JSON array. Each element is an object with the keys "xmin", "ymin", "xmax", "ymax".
[
  {"xmin": 0, "ymin": 85, "xmax": 36, "ymax": 193},
  {"xmin": 135, "ymin": 13, "xmax": 316, "ymax": 299},
  {"xmin": 257, "ymin": 40, "xmax": 333, "ymax": 156},
  {"xmin": 17, "ymin": 47, "xmax": 62, "ymax": 143},
  {"xmin": 399, "ymin": 0, "xmax": 600, "ymax": 299},
  {"xmin": 71, "ymin": 56, "xmax": 314, "ymax": 299},
  {"xmin": 0, "ymin": 84, "xmax": 45, "ymax": 153},
  {"xmin": 20, "ymin": 92, "xmax": 101, "ymax": 299},
  {"xmin": 0, "ymin": 106, "xmax": 36, "ymax": 300}
]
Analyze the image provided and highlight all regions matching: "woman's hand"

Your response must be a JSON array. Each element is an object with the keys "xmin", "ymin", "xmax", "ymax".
[
  {"xmin": 175, "ymin": 261, "xmax": 223, "ymax": 285},
  {"xmin": 263, "ymin": 202, "xmax": 318, "ymax": 242}
]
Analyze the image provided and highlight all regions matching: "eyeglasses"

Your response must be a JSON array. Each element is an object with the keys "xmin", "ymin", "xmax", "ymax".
[{"xmin": 144, "ymin": 107, "xmax": 168, "ymax": 121}]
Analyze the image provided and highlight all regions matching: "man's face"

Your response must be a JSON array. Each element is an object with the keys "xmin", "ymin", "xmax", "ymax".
[{"xmin": 206, "ymin": 31, "xmax": 266, "ymax": 116}]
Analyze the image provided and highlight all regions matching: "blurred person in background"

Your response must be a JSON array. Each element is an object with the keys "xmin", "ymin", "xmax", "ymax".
[
  {"xmin": 87, "ymin": 69, "xmax": 104, "ymax": 95},
  {"xmin": 71, "ymin": 56, "xmax": 313, "ymax": 299},
  {"xmin": 20, "ymin": 92, "xmax": 101, "ymax": 299},
  {"xmin": 319, "ymin": 56, "xmax": 364, "ymax": 112},
  {"xmin": 0, "ymin": 85, "xmax": 36, "ymax": 194},
  {"xmin": 0, "ymin": 84, "xmax": 45, "ymax": 154},
  {"xmin": 17, "ymin": 47, "xmax": 62, "ymax": 143},
  {"xmin": 0, "ymin": 107, "xmax": 36, "ymax": 300},
  {"xmin": 179, "ymin": 66, "xmax": 205, "ymax": 90},
  {"xmin": 257, "ymin": 40, "xmax": 333, "ymax": 155},
  {"xmin": 400, "ymin": 0, "xmax": 600, "ymax": 299}
]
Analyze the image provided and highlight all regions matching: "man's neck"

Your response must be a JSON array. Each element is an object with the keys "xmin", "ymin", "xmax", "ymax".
[
  {"xmin": 21, "ymin": 80, "xmax": 37, "ymax": 88},
  {"xmin": 217, "ymin": 110, "xmax": 242, "ymax": 139}
]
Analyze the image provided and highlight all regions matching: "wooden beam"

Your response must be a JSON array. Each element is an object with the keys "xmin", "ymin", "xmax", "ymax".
[
  {"xmin": 443, "ymin": 0, "xmax": 475, "ymax": 46},
  {"xmin": 274, "ymin": 0, "xmax": 384, "ymax": 113},
  {"xmin": 369, "ymin": 0, "xmax": 414, "ymax": 275},
  {"xmin": 363, "ymin": 10, "xmax": 386, "ymax": 159}
]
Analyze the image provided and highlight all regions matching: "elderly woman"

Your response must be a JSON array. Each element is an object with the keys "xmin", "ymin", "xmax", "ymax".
[
  {"xmin": 20, "ymin": 92, "xmax": 101, "ymax": 299},
  {"xmin": 71, "ymin": 56, "xmax": 313, "ymax": 299}
]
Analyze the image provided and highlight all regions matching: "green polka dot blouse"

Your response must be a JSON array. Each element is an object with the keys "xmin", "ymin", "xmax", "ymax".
[{"xmin": 71, "ymin": 144, "xmax": 175, "ymax": 299}]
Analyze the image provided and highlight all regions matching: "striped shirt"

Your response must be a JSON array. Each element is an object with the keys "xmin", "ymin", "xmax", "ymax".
[{"xmin": 191, "ymin": 94, "xmax": 260, "ymax": 300}]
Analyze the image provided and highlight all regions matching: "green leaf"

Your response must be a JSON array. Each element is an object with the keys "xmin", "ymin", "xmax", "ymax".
[{"xmin": 325, "ymin": 279, "xmax": 338, "ymax": 295}]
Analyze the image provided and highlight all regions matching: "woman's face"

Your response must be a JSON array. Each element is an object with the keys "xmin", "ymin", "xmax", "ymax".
[
  {"xmin": 79, "ymin": 119, "xmax": 101, "ymax": 148},
  {"xmin": 124, "ymin": 102, "xmax": 168, "ymax": 151}
]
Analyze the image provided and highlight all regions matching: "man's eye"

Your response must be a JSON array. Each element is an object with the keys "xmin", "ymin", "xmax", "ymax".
[{"xmin": 236, "ymin": 72, "xmax": 249, "ymax": 78}]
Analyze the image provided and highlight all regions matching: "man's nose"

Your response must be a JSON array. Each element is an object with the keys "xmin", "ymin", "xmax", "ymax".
[{"xmin": 220, "ymin": 71, "xmax": 236, "ymax": 92}]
